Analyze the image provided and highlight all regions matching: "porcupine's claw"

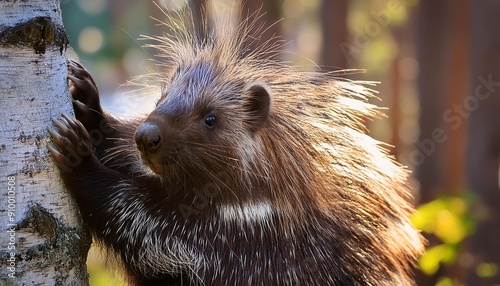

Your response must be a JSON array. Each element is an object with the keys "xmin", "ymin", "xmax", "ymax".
[
  {"xmin": 48, "ymin": 114, "xmax": 95, "ymax": 173},
  {"xmin": 67, "ymin": 59, "xmax": 103, "ymax": 131}
]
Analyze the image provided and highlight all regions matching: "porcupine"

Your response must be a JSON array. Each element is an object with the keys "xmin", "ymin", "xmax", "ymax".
[{"xmin": 48, "ymin": 9, "xmax": 424, "ymax": 286}]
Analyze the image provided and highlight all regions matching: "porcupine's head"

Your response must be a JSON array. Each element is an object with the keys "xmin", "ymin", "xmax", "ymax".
[{"xmin": 133, "ymin": 12, "xmax": 279, "ymax": 192}]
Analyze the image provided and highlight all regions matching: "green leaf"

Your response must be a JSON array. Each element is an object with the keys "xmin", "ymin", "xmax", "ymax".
[{"xmin": 418, "ymin": 244, "xmax": 457, "ymax": 275}]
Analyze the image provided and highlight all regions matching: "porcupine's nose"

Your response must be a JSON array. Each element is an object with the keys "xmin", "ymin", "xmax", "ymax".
[{"xmin": 135, "ymin": 123, "xmax": 162, "ymax": 153}]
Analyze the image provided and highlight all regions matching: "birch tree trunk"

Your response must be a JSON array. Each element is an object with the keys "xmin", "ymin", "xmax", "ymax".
[{"xmin": 0, "ymin": 0, "xmax": 90, "ymax": 284}]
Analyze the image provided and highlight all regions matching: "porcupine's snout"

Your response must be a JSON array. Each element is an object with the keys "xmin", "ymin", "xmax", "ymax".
[{"xmin": 135, "ymin": 122, "xmax": 162, "ymax": 154}]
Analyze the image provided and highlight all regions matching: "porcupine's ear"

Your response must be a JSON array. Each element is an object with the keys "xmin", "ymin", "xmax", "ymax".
[{"xmin": 243, "ymin": 82, "xmax": 271, "ymax": 132}]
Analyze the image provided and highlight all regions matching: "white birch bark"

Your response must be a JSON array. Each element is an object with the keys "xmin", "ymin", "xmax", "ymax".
[{"xmin": 0, "ymin": 0, "xmax": 90, "ymax": 284}]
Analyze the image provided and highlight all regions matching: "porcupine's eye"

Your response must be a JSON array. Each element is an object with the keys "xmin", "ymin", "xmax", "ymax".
[{"xmin": 205, "ymin": 115, "xmax": 216, "ymax": 128}]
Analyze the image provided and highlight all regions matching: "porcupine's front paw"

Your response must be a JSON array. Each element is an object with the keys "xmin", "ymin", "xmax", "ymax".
[
  {"xmin": 47, "ymin": 114, "xmax": 97, "ymax": 173},
  {"xmin": 67, "ymin": 59, "xmax": 103, "ymax": 132}
]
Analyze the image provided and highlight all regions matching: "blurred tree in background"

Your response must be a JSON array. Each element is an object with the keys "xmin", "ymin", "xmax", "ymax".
[
  {"xmin": 466, "ymin": 1, "xmax": 500, "ymax": 285},
  {"xmin": 60, "ymin": 0, "xmax": 500, "ymax": 285}
]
